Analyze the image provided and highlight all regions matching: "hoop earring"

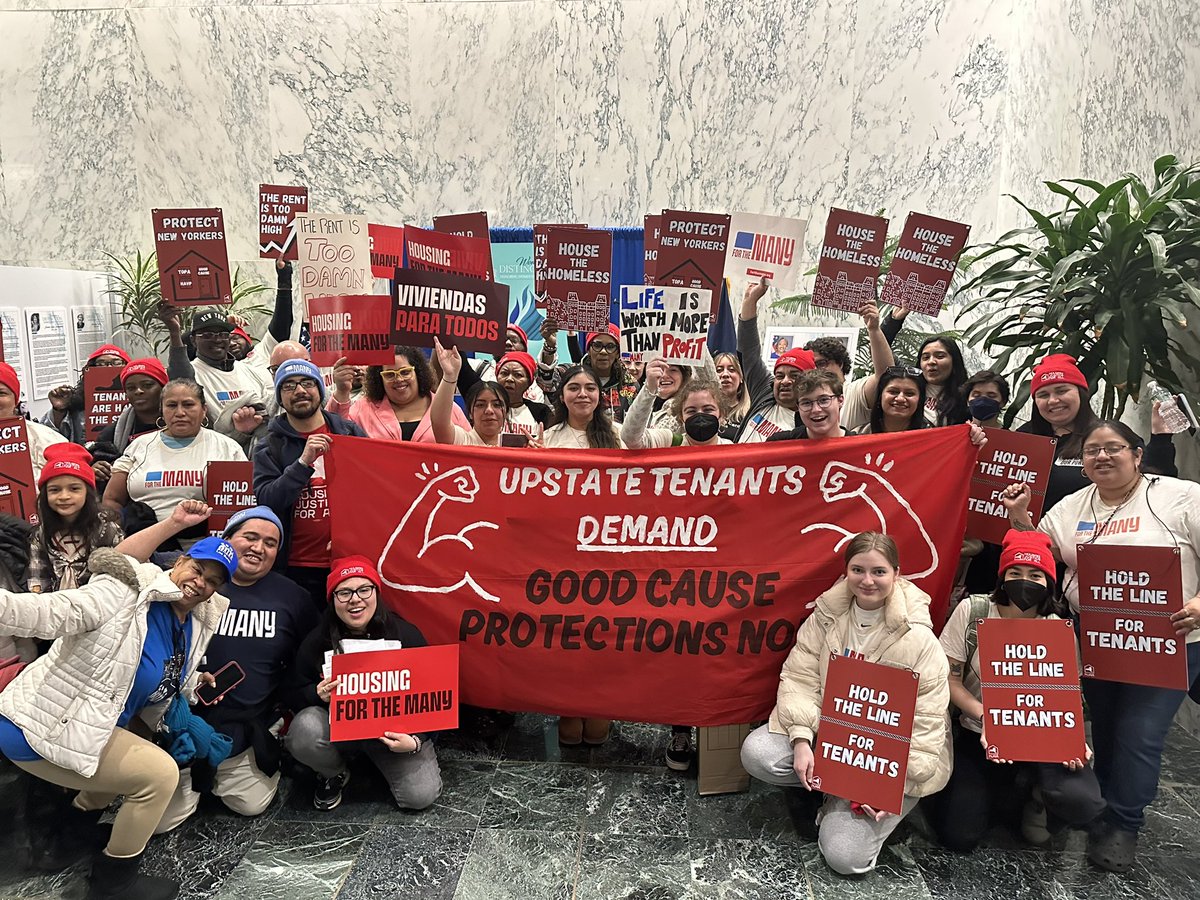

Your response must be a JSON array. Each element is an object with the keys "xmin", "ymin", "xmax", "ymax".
[
  {"xmin": 156, "ymin": 417, "xmax": 166, "ymax": 430},
  {"xmin": 202, "ymin": 416, "xmax": 211, "ymax": 429}
]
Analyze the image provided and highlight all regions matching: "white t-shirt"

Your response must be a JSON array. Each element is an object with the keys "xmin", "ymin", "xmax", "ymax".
[
  {"xmin": 27, "ymin": 419, "xmax": 68, "ymax": 469},
  {"xmin": 113, "ymin": 429, "xmax": 248, "ymax": 525},
  {"xmin": 738, "ymin": 404, "xmax": 796, "ymax": 443},
  {"xmin": 193, "ymin": 358, "xmax": 274, "ymax": 422},
  {"xmin": 506, "ymin": 405, "xmax": 541, "ymax": 438},
  {"xmin": 450, "ymin": 427, "xmax": 497, "ymax": 447},
  {"xmin": 1040, "ymin": 476, "xmax": 1200, "ymax": 643},
  {"xmin": 841, "ymin": 378, "xmax": 871, "ymax": 433},
  {"xmin": 543, "ymin": 423, "xmax": 625, "ymax": 449},
  {"xmin": 842, "ymin": 602, "xmax": 885, "ymax": 658}
]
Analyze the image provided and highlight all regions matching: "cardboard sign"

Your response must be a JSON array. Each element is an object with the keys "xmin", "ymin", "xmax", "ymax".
[
  {"xmin": 619, "ymin": 284, "xmax": 666, "ymax": 360},
  {"xmin": 617, "ymin": 285, "xmax": 710, "ymax": 364},
  {"xmin": 152, "ymin": 208, "xmax": 232, "ymax": 306},
  {"xmin": 0, "ymin": 417, "xmax": 39, "ymax": 525},
  {"xmin": 811, "ymin": 655, "xmax": 918, "ymax": 815},
  {"xmin": 433, "ymin": 211, "xmax": 489, "ymax": 239},
  {"xmin": 811, "ymin": 208, "xmax": 888, "ymax": 312},
  {"xmin": 295, "ymin": 214, "xmax": 371, "ymax": 304},
  {"xmin": 643, "ymin": 214, "xmax": 661, "ymax": 285},
  {"xmin": 724, "ymin": 212, "xmax": 808, "ymax": 292},
  {"xmin": 978, "ymin": 617, "xmax": 1087, "ymax": 763},
  {"xmin": 1076, "ymin": 544, "xmax": 1188, "ymax": 689},
  {"xmin": 534, "ymin": 223, "xmax": 587, "ymax": 304},
  {"xmin": 368, "ymin": 224, "xmax": 406, "ymax": 279},
  {"xmin": 83, "ymin": 367, "xmax": 127, "ymax": 441},
  {"xmin": 967, "ymin": 429, "xmax": 1056, "ymax": 543},
  {"xmin": 307, "ymin": 295, "xmax": 396, "ymax": 367},
  {"xmin": 542, "ymin": 227, "xmax": 613, "ymax": 332},
  {"xmin": 258, "ymin": 185, "xmax": 308, "ymax": 260},
  {"xmin": 404, "ymin": 225, "xmax": 493, "ymax": 281},
  {"xmin": 329, "ymin": 644, "xmax": 460, "ymax": 741},
  {"xmin": 205, "ymin": 461, "xmax": 256, "ymax": 537},
  {"xmin": 656, "ymin": 209, "xmax": 731, "ymax": 314},
  {"xmin": 392, "ymin": 269, "xmax": 508, "ymax": 356},
  {"xmin": 880, "ymin": 212, "xmax": 970, "ymax": 315}
]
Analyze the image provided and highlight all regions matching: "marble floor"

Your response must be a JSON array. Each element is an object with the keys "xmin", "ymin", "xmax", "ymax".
[{"xmin": 2, "ymin": 714, "xmax": 1199, "ymax": 900}]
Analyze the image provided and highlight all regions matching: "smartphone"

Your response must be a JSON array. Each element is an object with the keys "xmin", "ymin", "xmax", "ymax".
[
  {"xmin": 500, "ymin": 433, "xmax": 530, "ymax": 448},
  {"xmin": 196, "ymin": 661, "xmax": 245, "ymax": 705}
]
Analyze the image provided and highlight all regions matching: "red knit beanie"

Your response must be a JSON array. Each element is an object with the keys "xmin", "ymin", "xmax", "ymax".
[
  {"xmin": 38, "ymin": 443, "xmax": 96, "ymax": 490},
  {"xmin": 327, "ymin": 555, "xmax": 382, "ymax": 600},
  {"xmin": 497, "ymin": 351, "xmax": 537, "ymax": 382},
  {"xmin": 0, "ymin": 362, "xmax": 20, "ymax": 399},
  {"xmin": 87, "ymin": 344, "xmax": 131, "ymax": 366},
  {"xmin": 774, "ymin": 348, "xmax": 816, "ymax": 373},
  {"xmin": 1030, "ymin": 354, "xmax": 1088, "ymax": 394},
  {"xmin": 998, "ymin": 529, "xmax": 1055, "ymax": 583},
  {"xmin": 507, "ymin": 324, "xmax": 529, "ymax": 348},
  {"xmin": 584, "ymin": 323, "xmax": 621, "ymax": 349},
  {"xmin": 120, "ymin": 358, "xmax": 169, "ymax": 387}
]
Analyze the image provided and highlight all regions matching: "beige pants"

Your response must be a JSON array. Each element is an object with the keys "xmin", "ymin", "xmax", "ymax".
[
  {"xmin": 14, "ymin": 727, "xmax": 180, "ymax": 858},
  {"xmin": 156, "ymin": 748, "xmax": 280, "ymax": 833}
]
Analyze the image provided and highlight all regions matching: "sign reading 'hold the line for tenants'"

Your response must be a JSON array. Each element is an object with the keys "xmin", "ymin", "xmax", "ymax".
[{"xmin": 153, "ymin": 208, "xmax": 232, "ymax": 306}]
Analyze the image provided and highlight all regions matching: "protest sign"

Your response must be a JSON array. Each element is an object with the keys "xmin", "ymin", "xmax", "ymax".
[
  {"xmin": 405, "ymin": 225, "xmax": 493, "ymax": 281},
  {"xmin": 811, "ymin": 655, "xmax": 919, "ymax": 815},
  {"xmin": 619, "ymin": 284, "xmax": 666, "ymax": 360},
  {"xmin": 25, "ymin": 308, "xmax": 70, "ymax": 398},
  {"xmin": 295, "ymin": 214, "xmax": 371, "ymax": 305},
  {"xmin": 327, "ymin": 427, "xmax": 977, "ymax": 725},
  {"xmin": 978, "ymin": 617, "xmax": 1087, "ymax": 763},
  {"xmin": 644, "ymin": 215, "xmax": 661, "ymax": 285},
  {"xmin": 368, "ymin": 224, "xmax": 406, "ymax": 279},
  {"xmin": 617, "ymin": 285, "xmax": 709, "ymax": 364},
  {"xmin": 205, "ymin": 461, "xmax": 256, "ymax": 537},
  {"xmin": 724, "ymin": 213, "xmax": 808, "ymax": 292},
  {"xmin": 152, "ymin": 208, "xmax": 232, "ymax": 306},
  {"xmin": 71, "ymin": 306, "xmax": 110, "ymax": 365},
  {"xmin": 880, "ymin": 212, "xmax": 970, "ymax": 315},
  {"xmin": 1076, "ymin": 544, "xmax": 1188, "ymax": 690},
  {"xmin": 542, "ymin": 227, "xmax": 613, "ymax": 332},
  {"xmin": 811, "ymin": 209, "xmax": 888, "ymax": 312},
  {"xmin": 307, "ymin": 295, "xmax": 395, "ymax": 367},
  {"xmin": 258, "ymin": 185, "xmax": 308, "ymax": 260},
  {"xmin": 330, "ymin": 645, "xmax": 460, "ymax": 741},
  {"xmin": 0, "ymin": 417, "xmax": 38, "ymax": 525},
  {"xmin": 83, "ymin": 367, "xmax": 126, "ymax": 441},
  {"xmin": 967, "ymin": 429, "xmax": 1056, "ymax": 544},
  {"xmin": 392, "ymin": 269, "xmax": 508, "ymax": 356},
  {"xmin": 492, "ymin": 242, "xmax": 543, "ymax": 342},
  {"xmin": 433, "ymin": 211, "xmax": 489, "ymax": 239},
  {"xmin": 534, "ymin": 224, "xmax": 587, "ymax": 304},
  {"xmin": 657, "ymin": 210, "xmax": 731, "ymax": 314}
]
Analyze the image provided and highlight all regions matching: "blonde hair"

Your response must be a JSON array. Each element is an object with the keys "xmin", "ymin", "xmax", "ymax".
[
  {"xmin": 670, "ymin": 378, "xmax": 726, "ymax": 423},
  {"xmin": 842, "ymin": 532, "xmax": 900, "ymax": 570},
  {"xmin": 713, "ymin": 352, "xmax": 751, "ymax": 424}
]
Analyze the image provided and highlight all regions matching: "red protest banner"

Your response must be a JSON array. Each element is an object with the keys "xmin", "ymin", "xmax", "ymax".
[
  {"xmin": 543, "ymin": 227, "xmax": 613, "ymax": 332},
  {"xmin": 326, "ymin": 428, "xmax": 976, "ymax": 725},
  {"xmin": 811, "ymin": 655, "xmax": 919, "ymax": 815},
  {"xmin": 205, "ymin": 461, "xmax": 255, "ymax": 537},
  {"xmin": 405, "ymin": 225, "xmax": 493, "ymax": 281},
  {"xmin": 152, "ymin": 208, "xmax": 232, "ymax": 306},
  {"xmin": 657, "ymin": 210, "xmax": 731, "ymax": 314},
  {"xmin": 967, "ymin": 429, "xmax": 1056, "ymax": 543},
  {"xmin": 307, "ymin": 295, "xmax": 395, "ymax": 367},
  {"xmin": 392, "ymin": 269, "xmax": 508, "ymax": 356},
  {"xmin": 329, "ymin": 644, "xmax": 459, "ymax": 741},
  {"xmin": 258, "ymin": 184, "xmax": 308, "ymax": 260},
  {"xmin": 978, "ymin": 617, "xmax": 1086, "ymax": 763},
  {"xmin": 0, "ymin": 418, "xmax": 38, "ymax": 525},
  {"xmin": 880, "ymin": 212, "xmax": 970, "ymax": 315},
  {"xmin": 1076, "ymin": 544, "xmax": 1188, "ymax": 690},
  {"xmin": 644, "ymin": 215, "xmax": 661, "ymax": 285},
  {"xmin": 811, "ymin": 208, "xmax": 888, "ymax": 313},
  {"xmin": 368, "ymin": 224, "xmax": 405, "ymax": 279},
  {"xmin": 433, "ymin": 211, "xmax": 490, "ymax": 240},
  {"xmin": 534, "ymin": 224, "xmax": 587, "ymax": 305},
  {"xmin": 83, "ymin": 367, "xmax": 126, "ymax": 441}
]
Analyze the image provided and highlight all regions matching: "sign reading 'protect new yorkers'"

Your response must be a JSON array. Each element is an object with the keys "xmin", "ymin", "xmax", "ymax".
[
  {"xmin": 152, "ymin": 208, "xmax": 232, "ymax": 306},
  {"xmin": 656, "ymin": 209, "xmax": 730, "ymax": 315}
]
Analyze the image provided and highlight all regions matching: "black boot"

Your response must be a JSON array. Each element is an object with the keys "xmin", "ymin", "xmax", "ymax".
[
  {"xmin": 27, "ymin": 794, "xmax": 107, "ymax": 872},
  {"xmin": 86, "ymin": 850, "xmax": 179, "ymax": 900}
]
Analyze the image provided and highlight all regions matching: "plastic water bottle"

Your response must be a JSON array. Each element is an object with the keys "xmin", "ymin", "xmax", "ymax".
[{"xmin": 1145, "ymin": 381, "xmax": 1196, "ymax": 434}]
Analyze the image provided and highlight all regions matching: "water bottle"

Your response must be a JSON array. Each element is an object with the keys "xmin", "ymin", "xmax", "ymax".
[{"xmin": 1145, "ymin": 381, "xmax": 1194, "ymax": 434}]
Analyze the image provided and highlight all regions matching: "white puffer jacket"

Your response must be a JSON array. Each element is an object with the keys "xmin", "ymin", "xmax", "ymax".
[{"xmin": 0, "ymin": 548, "xmax": 228, "ymax": 778}]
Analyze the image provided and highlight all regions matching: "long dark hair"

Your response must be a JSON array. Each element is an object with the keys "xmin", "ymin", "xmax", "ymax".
[
  {"xmin": 1029, "ymin": 384, "xmax": 1101, "ymax": 459},
  {"xmin": 869, "ymin": 370, "xmax": 928, "ymax": 434},
  {"xmin": 990, "ymin": 573, "xmax": 1065, "ymax": 619},
  {"xmin": 550, "ymin": 365, "xmax": 620, "ymax": 448},
  {"xmin": 918, "ymin": 336, "xmax": 969, "ymax": 425},
  {"xmin": 36, "ymin": 485, "xmax": 112, "ymax": 549},
  {"xmin": 365, "ymin": 346, "xmax": 433, "ymax": 403},
  {"xmin": 465, "ymin": 381, "xmax": 510, "ymax": 425}
]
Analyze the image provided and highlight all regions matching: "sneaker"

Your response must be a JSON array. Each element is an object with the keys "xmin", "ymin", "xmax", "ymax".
[
  {"xmin": 1021, "ymin": 787, "xmax": 1050, "ymax": 846},
  {"xmin": 314, "ymin": 770, "xmax": 350, "ymax": 811},
  {"xmin": 665, "ymin": 730, "xmax": 693, "ymax": 771},
  {"xmin": 1087, "ymin": 822, "xmax": 1138, "ymax": 873}
]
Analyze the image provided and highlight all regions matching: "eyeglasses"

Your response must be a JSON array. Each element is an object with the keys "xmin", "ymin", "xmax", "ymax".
[
  {"xmin": 798, "ymin": 395, "xmax": 837, "ymax": 412},
  {"xmin": 91, "ymin": 358, "xmax": 126, "ymax": 367},
  {"xmin": 1082, "ymin": 444, "xmax": 1131, "ymax": 458},
  {"xmin": 333, "ymin": 584, "xmax": 377, "ymax": 603},
  {"xmin": 381, "ymin": 367, "xmax": 416, "ymax": 382},
  {"xmin": 773, "ymin": 371, "xmax": 802, "ymax": 383},
  {"xmin": 590, "ymin": 343, "xmax": 619, "ymax": 354},
  {"xmin": 279, "ymin": 379, "xmax": 318, "ymax": 394},
  {"xmin": 884, "ymin": 366, "xmax": 922, "ymax": 379}
]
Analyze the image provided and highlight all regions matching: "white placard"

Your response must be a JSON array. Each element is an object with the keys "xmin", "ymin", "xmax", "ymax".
[
  {"xmin": 762, "ymin": 325, "xmax": 860, "ymax": 367},
  {"xmin": 724, "ymin": 212, "xmax": 809, "ymax": 292},
  {"xmin": 0, "ymin": 307, "xmax": 29, "ymax": 404},
  {"xmin": 25, "ymin": 307, "xmax": 72, "ymax": 398},
  {"xmin": 71, "ymin": 305, "xmax": 111, "ymax": 366}
]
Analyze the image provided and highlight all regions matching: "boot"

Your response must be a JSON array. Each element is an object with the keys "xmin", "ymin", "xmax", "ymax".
[
  {"xmin": 582, "ymin": 718, "xmax": 612, "ymax": 746},
  {"xmin": 86, "ymin": 850, "xmax": 179, "ymax": 900},
  {"xmin": 27, "ymin": 794, "xmax": 107, "ymax": 872},
  {"xmin": 557, "ymin": 717, "xmax": 583, "ymax": 745}
]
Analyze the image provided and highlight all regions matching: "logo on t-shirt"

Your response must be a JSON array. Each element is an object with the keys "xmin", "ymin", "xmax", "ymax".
[
  {"xmin": 216, "ymin": 390, "xmax": 243, "ymax": 402},
  {"xmin": 144, "ymin": 470, "xmax": 204, "ymax": 488},
  {"xmin": 748, "ymin": 413, "xmax": 782, "ymax": 440},
  {"xmin": 1074, "ymin": 517, "xmax": 1142, "ymax": 540}
]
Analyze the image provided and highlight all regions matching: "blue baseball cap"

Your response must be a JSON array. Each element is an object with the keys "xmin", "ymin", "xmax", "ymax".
[
  {"xmin": 274, "ymin": 358, "xmax": 326, "ymax": 404},
  {"xmin": 185, "ymin": 537, "xmax": 239, "ymax": 582},
  {"xmin": 222, "ymin": 505, "xmax": 284, "ymax": 540}
]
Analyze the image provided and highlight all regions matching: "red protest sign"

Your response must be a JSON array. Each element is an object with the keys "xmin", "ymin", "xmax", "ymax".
[
  {"xmin": 307, "ymin": 295, "xmax": 395, "ymax": 367},
  {"xmin": 205, "ymin": 461, "xmax": 255, "ymax": 537},
  {"xmin": 656, "ymin": 210, "xmax": 731, "ymax": 314},
  {"xmin": 83, "ymin": 367, "xmax": 126, "ymax": 441},
  {"xmin": 543, "ymin": 227, "xmax": 613, "ymax": 332},
  {"xmin": 369, "ymin": 224, "xmax": 405, "ymax": 279},
  {"xmin": 392, "ymin": 269, "xmax": 508, "ymax": 356},
  {"xmin": 405, "ymin": 225, "xmax": 493, "ymax": 281},
  {"xmin": 978, "ymin": 617, "xmax": 1086, "ymax": 763},
  {"xmin": 258, "ymin": 184, "xmax": 308, "ymax": 260},
  {"xmin": 811, "ymin": 655, "xmax": 919, "ymax": 815},
  {"xmin": 0, "ymin": 417, "xmax": 38, "ymax": 525},
  {"xmin": 967, "ymin": 429, "xmax": 1056, "ymax": 543},
  {"xmin": 534, "ymin": 224, "xmax": 587, "ymax": 305},
  {"xmin": 643, "ymin": 215, "xmax": 661, "ymax": 285},
  {"xmin": 1076, "ymin": 544, "xmax": 1188, "ymax": 689},
  {"xmin": 152, "ymin": 208, "xmax": 232, "ymax": 306},
  {"xmin": 433, "ymin": 211, "xmax": 490, "ymax": 240},
  {"xmin": 329, "ymin": 644, "xmax": 459, "ymax": 741},
  {"xmin": 326, "ymin": 428, "xmax": 977, "ymax": 725},
  {"xmin": 812, "ymin": 208, "xmax": 888, "ymax": 312},
  {"xmin": 880, "ymin": 212, "xmax": 970, "ymax": 315}
]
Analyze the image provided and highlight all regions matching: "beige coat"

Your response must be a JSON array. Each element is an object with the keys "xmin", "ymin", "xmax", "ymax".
[
  {"xmin": 767, "ymin": 577, "xmax": 952, "ymax": 797},
  {"xmin": 0, "ymin": 548, "xmax": 228, "ymax": 778}
]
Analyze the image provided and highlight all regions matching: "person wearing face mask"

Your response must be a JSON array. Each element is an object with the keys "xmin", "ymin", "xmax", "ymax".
[
  {"xmin": 962, "ymin": 369, "xmax": 1010, "ymax": 428},
  {"xmin": 925, "ymin": 530, "xmax": 1104, "ymax": 853},
  {"xmin": 736, "ymin": 279, "xmax": 817, "ymax": 441},
  {"xmin": 431, "ymin": 340, "xmax": 522, "ymax": 447},
  {"xmin": 620, "ymin": 359, "xmax": 729, "ymax": 448}
]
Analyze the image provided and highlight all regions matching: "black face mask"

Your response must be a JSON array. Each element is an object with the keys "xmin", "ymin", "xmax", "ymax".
[
  {"xmin": 999, "ymin": 578, "xmax": 1049, "ymax": 612},
  {"xmin": 968, "ymin": 396, "xmax": 1002, "ymax": 421},
  {"xmin": 684, "ymin": 413, "xmax": 720, "ymax": 443}
]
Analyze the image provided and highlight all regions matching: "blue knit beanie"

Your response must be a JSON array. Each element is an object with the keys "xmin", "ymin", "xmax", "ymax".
[{"xmin": 273, "ymin": 358, "xmax": 326, "ymax": 404}]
